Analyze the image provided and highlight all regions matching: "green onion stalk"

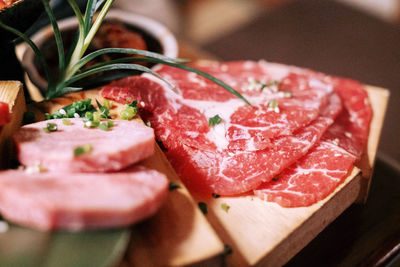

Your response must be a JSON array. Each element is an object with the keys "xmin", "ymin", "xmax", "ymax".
[{"xmin": 0, "ymin": 0, "xmax": 250, "ymax": 105}]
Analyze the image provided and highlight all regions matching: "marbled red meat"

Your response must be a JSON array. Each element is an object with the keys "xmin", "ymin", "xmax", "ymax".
[
  {"xmin": 166, "ymin": 94, "xmax": 342, "ymax": 195},
  {"xmin": 254, "ymin": 79, "xmax": 372, "ymax": 207},
  {"xmin": 14, "ymin": 118, "xmax": 154, "ymax": 172},
  {"xmin": 102, "ymin": 61, "xmax": 334, "ymax": 152},
  {"xmin": 0, "ymin": 165, "xmax": 168, "ymax": 231},
  {"xmin": 101, "ymin": 61, "xmax": 349, "ymax": 196}
]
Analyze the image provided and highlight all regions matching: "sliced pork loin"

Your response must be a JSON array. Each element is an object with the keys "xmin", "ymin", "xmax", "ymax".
[
  {"xmin": 14, "ymin": 119, "xmax": 154, "ymax": 172},
  {"xmin": 0, "ymin": 165, "xmax": 168, "ymax": 231}
]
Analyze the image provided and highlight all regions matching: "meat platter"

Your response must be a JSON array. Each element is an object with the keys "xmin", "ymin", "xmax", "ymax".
[{"xmin": 0, "ymin": 57, "xmax": 388, "ymax": 266}]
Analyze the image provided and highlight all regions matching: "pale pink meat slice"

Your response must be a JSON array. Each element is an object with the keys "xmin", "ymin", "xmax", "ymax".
[
  {"xmin": 0, "ymin": 165, "xmax": 168, "ymax": 231},
  {"xmin": 14, "ymin": 119, "xmax": 154, "ymax": 172}
]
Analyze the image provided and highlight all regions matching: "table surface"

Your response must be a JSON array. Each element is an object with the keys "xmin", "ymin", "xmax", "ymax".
[{"xmin": 203, "ymin": 0, "xmax": 400, "ymax": 266}]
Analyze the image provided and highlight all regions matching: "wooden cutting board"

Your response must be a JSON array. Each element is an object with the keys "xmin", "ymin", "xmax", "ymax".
[{"xmin": 23, "ymin": 83, "xmax": 388, "ymax": 266}]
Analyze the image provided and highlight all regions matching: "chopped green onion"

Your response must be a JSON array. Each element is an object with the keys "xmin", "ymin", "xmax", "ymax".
[
  {"xmin": 198, "ymin": 202, "xmax": 208, "ymax": 215},
  {"xmin": 93, "ymin": 111, "xmax": 101, "ymax": 122},
  {"xmin": 221, "ymin": 203, "xmax": 230, "ymax": 213},
  {"xmin": 99, "ymin": 106, "xmax": 110, "ymax": 118},
  {"xmin": 46, "ymin": 99, "xmax": 97, "ymax": 120},
  {"xmin": 126, "ymin": 100, "xmax": 138, "ymax": 108},
  {"xmin": 104, "ymin": 99, "xmax": 113, "ymax": 109},
  {"xmin": 98, "ymin": 120, "xmax": 114, "ymax": 131},
  {"xmin": 169, "ymin": 181, "xmax": 180, "ymax": 191},
  {"xmin": 209, "ymin": 115, "xmax": 222, "ymax": 127},
  {"xmin": 62, "ymin": 118, "xmax": 71, "ymax": 125},
  {"xmin": 146, "ymin": 121, "xmax": 152, "ymax": 127},
  {"xmin": 120, "ymin": 106, "xmax": 138, "ymax": 120},
  {"xmin": 107, "ymin": 120, "xmax": 114, "ymax": 127},
  {"xmin": 43, "ymin": 122, "xmax": 58, "ymax": 132},
  {"xmin": 268, "ymin": 99, "xmax": 279, "ymax": 109},
  {"xmin": 73, "ymin": 144, "xmax": 93, "ymax": 156},
  {"xmin": 98, "ymin": 122, "xmax": 110, "ymax": 131},
  {"xmin": 212, "ymin": 193, "xmax": 220, "ymax": 198}
]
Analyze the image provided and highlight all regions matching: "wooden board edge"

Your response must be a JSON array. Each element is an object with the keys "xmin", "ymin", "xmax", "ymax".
[
  {"xmin": 256, "ymin": 168, "xmax": 362, "ymax": 266},
  {"xmin": 356, "ymin": 85, "xmax": 389, "ymax": 203}
]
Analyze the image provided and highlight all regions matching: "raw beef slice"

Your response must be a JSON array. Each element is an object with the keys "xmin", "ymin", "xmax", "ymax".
[
  {"xmin": 101, "ymin": 61, "xmax": 343, "ymax": 195},
  {"xmin": 0, "ymin": 165, "xmax": 168, "ymax": 231},
  {"xmin": 102, "ymin": 61, "xmax": 335, "ymax": 152},
  {"xmin": 255, "ymin": 78, "xmax": 372, "ymax": 207},
  {"xmin": 14, "ymin": 119, "xmax": 154, "ymax": 172}
]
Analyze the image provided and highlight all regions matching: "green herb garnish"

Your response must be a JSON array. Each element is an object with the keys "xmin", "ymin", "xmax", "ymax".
[
  {"xmin": 198, "ymin": 202, "xmax": 208, "ymax": 215},
  {"xmin": 73, "ymin": 144, "xmax": 93, "ymax": 156},
  {"xmin": 0, "ymin": 0, "xmax": 250, "ymax": 105},
  {"xmin": 169, "ymin": 181, "xmax": 180, "ymax": 191},
  {"xmin": 46, "ymin": 99, "xmax": 96, "ymax": 119},
  {"xmin": 120, "ymin": 101, "xmax": 138, "ymax": 120},
  {"xmin": 98, "ymin": 120, "xmax": 114, "ymax": 131},
  {"xmin": 212, "ymin": 193, "xmax": 220, "ymax": 198},
  {"xmin": 146, "ymin": 121, "xmax": 152, "ymax": 127},
  {"xmin": 103, "ymin": 99, "xmax": 113, "ymax": 109},
  {"xmin": 268, "ymin": 99, "xmax": 279, "ymax": 110},
  {"xmin": 62, "ymin": 118, "xmax": 71, "ymax": 125},
  {"xmin": 221, "ymin": 203, "xmax": 230, "ymax": 213},
  {"xmin": 209, "ymin": 115, "xmax": 222, "ymax": 127},
  {"xmin": 98, "ymin": 121, "xmax": 109, "ymax": 131},
  {"xmin": 43, "ymin": 122, "xmax": 58, "ymax": 132}
]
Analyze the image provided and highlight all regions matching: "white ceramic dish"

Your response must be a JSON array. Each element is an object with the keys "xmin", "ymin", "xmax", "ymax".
[{"xmin": 18, "ymin": 9, "xmax": 178, "ymax": 100}]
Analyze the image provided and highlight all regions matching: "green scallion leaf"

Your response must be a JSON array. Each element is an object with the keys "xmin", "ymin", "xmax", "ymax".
[
  {"xmin": 104, "ymin": 99, "xmax": 113, "ymax": 109},
  {"xmin": 126, "ymin": 100, "xmax": 138, "ymax": 108},
  {"xmin": 107, "ymin": 120, "xmax": 114, "ymax": 127},
  {"xmin": 169, "ymin": 182, "xmax": 180, "ymax": 191},
  {"xmin": 43, "ymin": 122, "xmax": 58, "ymax": 132},
  {"xmin": 120, "ymin": 106, "xmax": 138, "ymax": 120},
  {"xmin": 268, "ymin": 99, "xmax": 278, "ymax": 109},
  {"xmin": 209, "ymin": 115, "xmax": 222, "ymax": 127},
  {"xmin": 62, "ymin": 119, "xmax": 71, "ymax": 125},
  {"xmin": 73, "ymin": 144, "xmax": 93, "ymax": 156},
  {"xmin": 221, "ymin": 203, "xmax": 230, "ymax": 213},
  {"xmin": 198, "ymin": 202, "xmax": 208, "ymax": 215},
  {"xmin": 98, "ymin": 122, "xmax": 110, "ymax": 131}
]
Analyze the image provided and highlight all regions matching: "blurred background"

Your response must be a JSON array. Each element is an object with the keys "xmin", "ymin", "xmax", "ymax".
[{"xmin": 112, "ymin": 0, "xmax": 400, "ymax": 43}]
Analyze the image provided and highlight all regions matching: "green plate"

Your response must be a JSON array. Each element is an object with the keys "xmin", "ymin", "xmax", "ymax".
[{"xmin": 0, "ymin": 221, "xmax": 130, "ymax": 267}]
